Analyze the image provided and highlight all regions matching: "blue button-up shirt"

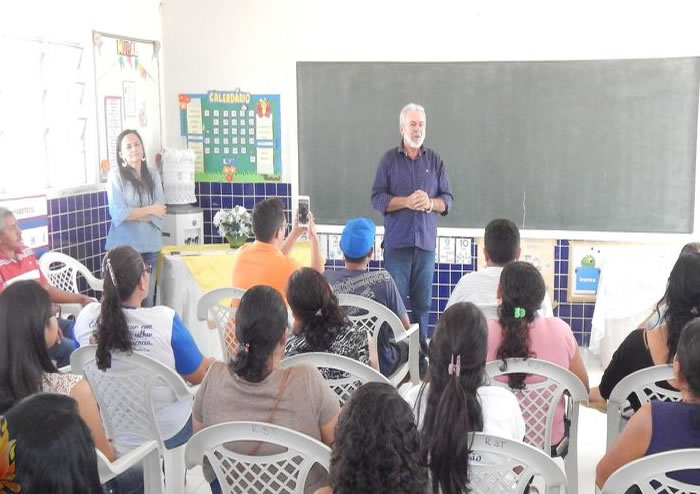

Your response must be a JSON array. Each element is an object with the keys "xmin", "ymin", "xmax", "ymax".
[
  {"xmin": 371, "ymin": 143, "xmax": 453, "ymax": 252},
  {"xmin": 106, "ymin": 168, "xmax": 165, "ymax": 253}
]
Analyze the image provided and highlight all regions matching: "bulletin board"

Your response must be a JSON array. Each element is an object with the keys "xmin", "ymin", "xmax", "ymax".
[
  {"xmin": 178, "ymin": 89, "xmax": 281, "ymax": 182},
  {"xmin": 93, "ymin": 32, "xmax": 162, "ymax": 181}
]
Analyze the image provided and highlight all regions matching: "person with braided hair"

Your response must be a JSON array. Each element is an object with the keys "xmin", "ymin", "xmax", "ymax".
[
  {"xmin": 486, "ymin": 261, "xmax": 589, "ymax": 451},
  {"xmin": 403, "ymin": 302, "xmax": 524, "ymax": 494},
  {"xmin": 597, "ymin": 317, "xmax": 700, "ymax": 488}
]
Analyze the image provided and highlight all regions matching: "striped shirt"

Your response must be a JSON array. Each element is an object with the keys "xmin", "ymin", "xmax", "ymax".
[
  {"xmin": 0, "ymin": 245, "xmax": 48, "ymax": 293},
  {"xmin": 371, "ymin": 143, "xmax": 453, "ymax": 252}
]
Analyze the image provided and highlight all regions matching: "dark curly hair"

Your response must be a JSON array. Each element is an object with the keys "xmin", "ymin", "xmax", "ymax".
[
  {"xmin": 96, "ymin": 246, "xmax": 145, "ymax": 370},
  {"xmin": 676, "ymin": 318, "xmax": 700, "ymax": 429},
  {"xmin": 660, "ymin": 251, "xmax": 700, "ymax": 363},
  {"xmin": 417, "ymin": 302, "xmax": 487, "ymax": 494},
  {"xmin": 329, "ymin": 382, "xmax": 428, "ymax": 494},
  {"xmin": 229, "ymin": 285, "xmax": 288, "ymax": 383},
  {"xmin": 287, "ymin": 268, "xmax": 350, "ymax": 351},
  {"xmin": 496, "ymin": 261, "xmax": 544, "ymax": 389}
]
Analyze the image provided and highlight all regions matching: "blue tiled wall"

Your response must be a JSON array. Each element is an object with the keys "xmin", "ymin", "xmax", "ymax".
[{"xmin": 45, "ymin": 182, "xmax": 595, "ymax": 346}]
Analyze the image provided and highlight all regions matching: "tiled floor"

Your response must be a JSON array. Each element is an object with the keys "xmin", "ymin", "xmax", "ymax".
[{"xmin": 183, "ymin": 348, "xmax": 608, "ymax": 494}]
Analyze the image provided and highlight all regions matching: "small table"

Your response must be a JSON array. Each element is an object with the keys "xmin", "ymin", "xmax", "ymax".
[{"xmin": 156, "ymin": 242, "xmax": 312, "ymax": 358}]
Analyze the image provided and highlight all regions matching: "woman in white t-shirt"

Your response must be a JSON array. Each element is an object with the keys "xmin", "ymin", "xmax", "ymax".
[{"xmin": 403, "ymin": 302, "xmax": 525, "ymax": 494}]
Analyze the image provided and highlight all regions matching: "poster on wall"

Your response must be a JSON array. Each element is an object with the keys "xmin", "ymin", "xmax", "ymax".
[
  {"xmin": 178, "ymin": 89, "xmax": 282, "ymax": 182},
  {"xmin": 93, "ymin": 32, "xmax": 162, "ymax": 181},
  {"xmin": 568, "ymin": 242, "xmax": 604, "ymax": 302},
  {"xmin": 0, "ymin": 196, "xmax": 49, "ymax": 254}
]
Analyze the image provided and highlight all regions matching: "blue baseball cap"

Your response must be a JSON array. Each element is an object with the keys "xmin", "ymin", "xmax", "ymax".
[{"xmin": 340, "ymin": 218, "xmax": 376, "ymax": 258}]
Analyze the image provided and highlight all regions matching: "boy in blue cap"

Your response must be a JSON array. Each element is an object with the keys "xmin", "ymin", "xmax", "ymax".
[{"xmin": 325, "ymin": 218, "xmax": 424, "ymax": 377}]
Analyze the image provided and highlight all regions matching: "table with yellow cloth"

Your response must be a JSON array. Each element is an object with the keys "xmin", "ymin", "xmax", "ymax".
[{"xmin": 156, "ymin": 242, "xmax": 313, "ymax": 359}]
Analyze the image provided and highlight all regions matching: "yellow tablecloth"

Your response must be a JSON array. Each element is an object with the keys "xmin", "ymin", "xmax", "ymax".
[{"xmin": 158, "ymin": 242, "xmax": 313, "ymax": 294}]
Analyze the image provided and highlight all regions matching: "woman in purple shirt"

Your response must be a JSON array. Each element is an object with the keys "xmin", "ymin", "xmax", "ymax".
[{"xmin": 597, "ymin": 317, "xmax": 700, "ymax": 488}]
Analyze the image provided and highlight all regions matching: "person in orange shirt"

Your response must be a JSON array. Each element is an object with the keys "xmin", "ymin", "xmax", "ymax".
[{"xmin": 231, "ymin": 197, "xmax": 324, "ymax": 299}]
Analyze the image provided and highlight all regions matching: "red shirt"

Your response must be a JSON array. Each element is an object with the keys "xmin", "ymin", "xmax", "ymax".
[{"xmin": 0, "ymin": 245, "xmax": 48, "ymax": 293}]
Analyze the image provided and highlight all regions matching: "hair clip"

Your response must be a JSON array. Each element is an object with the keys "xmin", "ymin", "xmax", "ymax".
[
  {"xmin": 244, "ymin": 343, "xmax": 250, "ymax": 353},
  {"xmin": 315, "ymin": 308, "xmax": 323, "ymax": 317},
  {"xmin": 104, "ymin": 258, "xmax": 118, "ymax": 288},
  {"xmin": 691, "ymin": 307, "xmax": 699, "ymax": 316},
  {"xmin": 514, "ymin": 307, "xmax": 526, "ymax": 319},
  {"xmin": 447, "ymin": 354, "xmax": 461, "ymax": 377}
]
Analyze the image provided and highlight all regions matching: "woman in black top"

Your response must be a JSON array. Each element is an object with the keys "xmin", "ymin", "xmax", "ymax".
[{"xmin": 589, "ymin": 251, "xmax": 700, "ymax": 410}]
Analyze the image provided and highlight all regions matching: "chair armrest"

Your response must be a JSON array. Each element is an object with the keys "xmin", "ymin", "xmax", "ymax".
[
  {"xmin": 59, "ymin": 303, "xmax": 82, "ymax": 319},
  {"xmin": 398, "ymin": 323, "xmax": 421, "ymax": 384},
  {"xmin": 97, "ymin": 440, "xmax": 160, "ymax": 482},
  {"xmin": 58, "ymin": 364, "xmax": 72, "ymax": 374}
]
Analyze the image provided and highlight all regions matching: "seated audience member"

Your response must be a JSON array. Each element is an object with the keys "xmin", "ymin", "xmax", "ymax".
[
  {"xmin": 596, "ymin": 318, "xmax": 700, "ymax": 489},
  {"xmin": 324, "ymin": 217, "xmax": 414, "ymax": 377},
  {"xmin": 286, "ymin": 267, "xmax": 379, "ymax": 373},
  {"xmin": 589, "ymin": 251, "xmax": 700, "ymax": 411},
  {"xmin": 193, "ymin": 285, "xmax": 340, "ymax": 494},
  {"xmin": 315, "ymin": 382, "xmax": 428, "ymax": 494},
  {"xmin": 231, "ymin": 197, "xmax": 324, "ymax": 299},
  {"xmin": 640, "ymin": 241, "xmax": 700, "ymax": 330},
  {"xmin": 404, "ymin": 302, "xmax": 525, "ymax": 494},
  {"xmin": 0, "ymin": 280, "xmax": 114, "ymax": 461},
  {"xmin": 446, "ymin": 218, "xmax": 553, "ymax": 320},
  {"xmin": 486, "ymin": 261, "xmax": 589, "ymax": 451},
  {"xmin": 4, "ymin": 393, "xmax": 103, "ymax": 494},
  {"xmin": 0, "ymin": 207, "xmax": 93, "ymax": 367},
  {"xmin": 73, "ymin": 246, "xmax": 212, "ymax": 454}
]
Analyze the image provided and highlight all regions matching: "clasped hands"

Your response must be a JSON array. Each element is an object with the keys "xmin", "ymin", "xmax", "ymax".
[{"xmin": 406, "ymin": 190, "xmax": 432, "ymax": 212}]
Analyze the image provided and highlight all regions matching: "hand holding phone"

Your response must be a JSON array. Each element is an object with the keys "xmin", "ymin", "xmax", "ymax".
[{"xmin": 298, "ymin": 196, "xmax": 310, "ymax": 227}]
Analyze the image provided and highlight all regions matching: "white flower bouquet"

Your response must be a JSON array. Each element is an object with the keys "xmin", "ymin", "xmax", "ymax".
[{"xmin": 213, "ymin": 206, "xmax": 252, "ymax": 248}]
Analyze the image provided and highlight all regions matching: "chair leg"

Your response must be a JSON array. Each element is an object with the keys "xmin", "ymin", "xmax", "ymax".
[
  {"xmin": 143, "ymin": 447, "xmax": 165, "ymax": 494},
  {"xmin": 163, "ymin": 445, "xmax": 186, "ymax": 494}
]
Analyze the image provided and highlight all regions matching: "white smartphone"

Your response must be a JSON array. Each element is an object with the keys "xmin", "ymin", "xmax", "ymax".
[{"xmin": 297, "ymin": 195, "xmax": 310, "ymax": 226}]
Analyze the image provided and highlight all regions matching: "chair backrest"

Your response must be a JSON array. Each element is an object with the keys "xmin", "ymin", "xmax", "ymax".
[
  {"xmin": 600, "ymin": 448, "xmax": 700, "ymax": 494},
  {"xmin": 485, "ymin": 358, "xmax": 587, "ymax": 451},
  {"xmin": 196, "ymin": 287, "xmax": 246, "ymax": 363},
  {"xmin": 185, "ymin": 421, "xmax": 331, "ymax": 494},
  {"xmin": 468, "ymin": 432, "xmax": 567, "ymax": 494},
  {"xmin": 606, "ymin": 364, "xmax": 680, "ymax": 449},
  {"xmin": 485, "ymin": 358, "xmax": 588, "ymax": 492},
  {"xmin": 39, "ymin": 251, "xmax": 104, "ymax": 293},
  {"xmin": 280, "ymin": 352, "xmax": 391, "ymax": 405},
  {"xmin": 336, "ymin": 293, "xmax": 421, "ymax": 385},
  {"xmin": 70, "ymin": 345, "xmax": 193, "ymax": 453}
]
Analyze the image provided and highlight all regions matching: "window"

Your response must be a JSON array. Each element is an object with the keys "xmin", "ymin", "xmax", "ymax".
[{"xmin": 0, "ymin": 36, "xmax": 88, "ymax": 195}]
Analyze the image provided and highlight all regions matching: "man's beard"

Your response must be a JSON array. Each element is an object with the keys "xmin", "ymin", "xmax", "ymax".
[{"xmin": 403, "ymin": 133, "xmax": 425, "ymax": 149}]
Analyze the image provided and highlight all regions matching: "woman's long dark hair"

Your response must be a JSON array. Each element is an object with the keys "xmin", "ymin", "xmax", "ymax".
[
  {"xmin": 417, "ymin": 302, "xmax": 487, "ymax": 494},
  {"xmin": 116, "ymin": 129, "xmax": 156, "ymax": 202},
  {"xmin": 229, "ymin": 285, "xmax": 288, "ymax": 383},
  {"xmin": 5, "ymin": 393, "xmax": 103, "ymax": 494},
  {"xmin": 0, "ymin": 281, "xmax": 57, "ymax": 412},
  {"xmin": 497, "ymin": 261, "xmax": 544, "ymax": 389},
  {"xmin": 96, "ymin": 246, "xmax": 145, "ymax": 370},
  {"xmin": 330, "ymin": 382, "xmax": 428, "ymax": 494},
  {"xmin": 286, "ymin": 268, "xmax": 350, "ymax": 351},
  {"xmin": 677, "ymin": 318, "xmax": 700, "ymax": 429},
  {"xmin": 660, "ymin": 251, "xmax": 700, "ymax": 363}
]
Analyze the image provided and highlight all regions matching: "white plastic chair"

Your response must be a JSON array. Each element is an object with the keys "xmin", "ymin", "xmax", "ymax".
[
  {"xmin": 96, "ymin": 440, "xmax": 164, "ymax": 494},
  {"xmin": 39, "ymin": 251, "xmax": 103, "ymax": 316},
  {"xmin": 600, "ymin": 448, "xmax": 700, "ymax": 494},
  {"xmin": 336, "ymin": 293, "xmax": 421, "ymax": 386},
  {"xmin": 196, "ymin": 287, "xmax": 246, "ymax": 363},
  {"xmin": 485, "ymin": 358, "xmax": 588, "ymax": 492},
  {"xmin": 606, "ymin": 364, "xmax": 680, "ymax": 450},
  {"xmin": 280, "ymin": 352, "xmax": 391, "ymax": 405},
  {"xmin": 469, "ymin": 432, "xmax": 567, "ymax": 494},
  {"xmin": 70, "ymin": 345, "xmax": 194, "ymax": 494},
  {"xmin": 185, "ymin": 421, "xmax": 331, "ymax": 494}
]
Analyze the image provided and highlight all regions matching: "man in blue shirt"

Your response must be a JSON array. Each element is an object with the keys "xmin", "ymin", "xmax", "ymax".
[
  {"xmin": 325, "ymin": 218, "xmax": 412, "ymax": 377},
  {"xmin": 371, "ymin": 103, "xmax": 453, "ymax": 356}
]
